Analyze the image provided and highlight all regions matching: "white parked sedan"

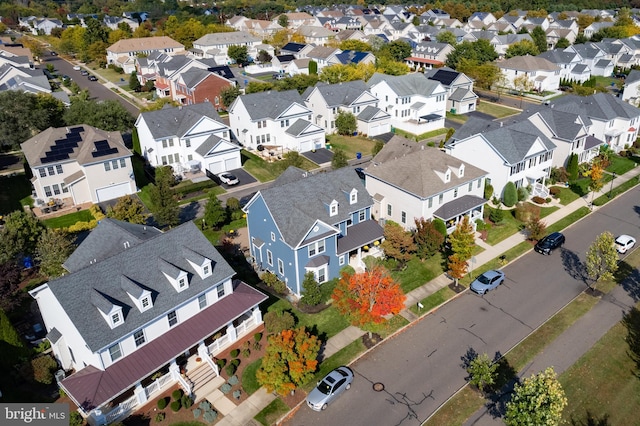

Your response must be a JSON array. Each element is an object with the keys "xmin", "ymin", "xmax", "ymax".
[
  {"xmin": 615, "ymin": 235, "xmax": 636, "ymax": 254},
  {"xmin": 73, "ymin": 65, "xmax": 81, "ymax": 71},
  {"xmin": 218, "ymin": 172, "xmax": 239, "ymax": 185}
]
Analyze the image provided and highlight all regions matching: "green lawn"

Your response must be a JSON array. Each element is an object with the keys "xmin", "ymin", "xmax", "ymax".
[
  {"xmin": 392, "ymin": 128, "xmax": 449, "ymax": 142},
  {"xmin": 388, "ymin": 253, "xmax": 446, "ymax": 293},
  {"xmin": 593, "ymin": 175, "xmax": 640, "ymax": 206},
  {"xmin": 606, "ymin": 154, "xmax": 639, "ymax": 176},
  {"xmin": 551, "ymin": 185, "xmax": 580, "ymax": 205},
  {"xmin": 241, "ymin": 359, "xmax": 262, "ymax": 395},
  {"xmin": 476, "ymin": 102, "xmax": 520, "ymax": 118},
  {"xmin": 42, "ymin": 209, "xmax": 94, "ymax": 228},
  {"xmin": 409, "ymin": 286, "xmax": 457, "ymax": 316},
  {"xmin": 326, "ymin": 134, "xmax": 377, "ymax": 159},
  {"xmin": 241, "ymin": 150, "xmax": 317, "ymax": 183},
  {"xmin": 267, "ymin": 298, "xmax": 350, "ymax": 340},
  {"xmin": 0, "ymin": 174, "xmax": 33, "ymax": 215},
  {"xmin": 254, "ymin": 398, "xmax": 290, "ymax": 426},
  {"xmin": 483, "ymin": 204, "xmax": 559, "ymax": 245}
]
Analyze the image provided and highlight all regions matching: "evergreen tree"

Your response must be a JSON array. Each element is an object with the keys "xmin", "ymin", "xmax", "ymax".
[
  {"xmin": 203, "ymin": 192, "xmax": 226, "ymax": 229},
  {"xmin": 566, "ymin": 153, "xmax": 579, "ymax": 181},
  {"xmin": 331, "ymin": 148, "xmax": 349, "ymax": 169},
  {"xmin": 35, "ymin": 229, "xmax": 75, "ymax": 278},
  {"xmin": 301, "ymin": 272, "xmax": 322, "ymax": 306},
  {"xmin": 149, "ymin": 166, "xmax": 180, "ymax": 228},
  {"xmin": 530, "ymin": 26, "xmax": 548, "ymax": 53},
  {"xmin": 129, "ymin": 71, "xmax": 141, "ymax": 92},
  {"xmin": 502, "ymin": 182, "xmax": 518, "ymax": 207}
]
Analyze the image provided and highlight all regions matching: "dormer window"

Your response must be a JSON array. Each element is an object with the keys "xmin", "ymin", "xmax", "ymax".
[
  {"xmin": 141, "ymin": 297, "xmax": 150, "ymax": 309},
  {"xmin": 330, "ymin": 200, "xmax": 338, "ymax": 216},
  {"xmin": 458, "ymin": 164, "xmax": 464, "ymax": 177},
  {"xmin": 178, "ymin": 276, "xmax": 187, "ymax": 289},
  {"xmin": 183, "ymin": 246, "xmax": 213, "ymax": 279},
  {"xmin": 203, "ymin": 264, "xmax": 210, "ymax": 275},
  {"xmin": 350, "ymin": 189, "xmax": 357, "ymax": 204},
  {"xmin": 111, "ymin": 312, "xmax": 121, "ymax": 326},
  {"xmin": 445, "ymin": 170, "xmax": 451, "ymax": 182},
  {"xmin": 160, "ymin": 258, "xmax": 189, "ymax": 292},
  {"xmin": 121, "ymin": 276, "xmax": 152, "ymax": 313}
]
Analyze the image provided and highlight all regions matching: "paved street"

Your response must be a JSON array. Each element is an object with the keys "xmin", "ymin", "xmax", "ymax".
[{"xmin": 285, "ymin": 186, "xmax": 640, "ymax": 426}]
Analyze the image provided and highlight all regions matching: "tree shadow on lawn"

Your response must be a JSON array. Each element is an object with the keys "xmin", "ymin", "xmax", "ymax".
[
  {"xmin": 570, "ymin": 411, "xmax": 611, "ymax": 426},
  {"xmin": 616, "ymin": 261, "xmax": 640, "ymax": 303}
]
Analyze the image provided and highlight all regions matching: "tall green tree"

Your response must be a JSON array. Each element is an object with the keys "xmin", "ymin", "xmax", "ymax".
[
  {"xmin": 331, "ymin": 148, "xmax": 349, "ymax": 170},
  {"xmin": 566, "ymin": 153, "xmax": 579, "ymax": 181},
  {"xmin": 586, "ymin": 231, "xmax": 618, "ymax": 289},
  {"xmin": 379, "ymin": 40, "xmax": 412, "ymax": 62},
  {"xmin": 0, "ymin": 210, "xmax": 45, "ymax": 263},
  {"xmin": 466, "ymin": 353, "xmax": 498, "ymax": 393},
  {"xmin": 64, "ymin": 99, "xmax": 135, "ymax": 132},
  {"xmin": 381, "ymin": 221, "xmax": 416, "ymax": 268},
  {"xmin": 106, "ymin": 195, "xmax": 147, "ymax": 224},
  {"xmin": 0, "ymin": 308, "xmax": 30, "ymax": 369},
  {"xmin": 300, "ymin": 271, "xmax": 322, "ymax": 306},
  {"xmin": 436, "ymin": 31, "xmax": 457, "ymax": 45},
  {"xmin": 0, "ymin": 92, "xmax": 65, "ymax": 149},
  {"xmin": 446, "ymin": 39, "xmax": 498, "ymax": 69},
  {"xmin": 203, "ymin": 192, "xmax": 226, "ymax": 229},
  {"xmin": 220, "ymin": 85, "xmax": 241, "ymax": 109},
  {"xmin": 505, "ymin": 40, "xmax": 539, "ymax": 58},
  {"xmin": 448, "ymin": 216, "xmax": 475, "ymax": 262},
  {"xmin": 149, "ymin": 166, "xmax": 180, "ymax": 228},
  {"xmin": 413, "ymin": 217, "xmax": 444, "ymax": 258},
  {"xmin": 335, "ymin": 110, "xmax": 357, "ymax": 135},
  {"xmin": 228, "ymin": 45, "xmax": 249, "ymax": 64},
  {"xmin": 129, "ymin": 71, "xmax": 142, "ymax": 92},
  {"xmin": 505, "ymin": 367, "xmax": 567, "ymax": 426},
  {"xmin": 0, "ymin": 260, "xmax": 21, "ymax": 311},
  {"xmin": 503, "ymin": 181, "xmax": 518, "ymax": 207},
  {"xmin": 530, "ymin": 26, "xmax": 548, "ymax": 53},
  {"xmin": 35, "ymin": 228, "xmax": 75, "ymax": 278}
]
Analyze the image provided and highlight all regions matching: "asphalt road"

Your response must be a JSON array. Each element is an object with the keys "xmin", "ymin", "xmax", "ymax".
[
  {"xmin": 285, "ymin": 187, "xmax": 640, "ymax": 426},
  {"xmin": 42, "ymin": 52, "xmax": 141, "ymax": 116}
]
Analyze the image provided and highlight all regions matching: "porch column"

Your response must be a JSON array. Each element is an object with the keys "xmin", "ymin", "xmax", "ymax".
[
  {"xmin": 252, "ymin": 307, "xmax": 263, "ymax": 324},
  {"xmin": 134, "ymin": 381, "xmax": 147, "ymax": 406},
  {"xmin": 226, "ymin": 323, "xmax": 237, "ymax": 343},
  {"xmin": 197, "ymin": 341, "xmax": 208, "ymax": 358},
  {"xmin": 169, "ymin": 359, "xmax": 180, "ymax": 380}
]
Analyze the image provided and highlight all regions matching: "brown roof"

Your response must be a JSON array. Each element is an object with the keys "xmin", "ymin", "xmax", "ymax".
[
  {"xmin": 498, "ymin": 55, "xmax": 559, "ymax": 72},
  {"xmin": 108, "ymin": 36, "xmax": 184, "ymax": 54},
  {"xmin": 61, "ymin": 281, "xmax": 267, "ymax": 411}
]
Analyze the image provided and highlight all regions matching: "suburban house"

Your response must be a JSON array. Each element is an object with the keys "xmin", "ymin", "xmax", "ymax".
[
  {"xmin": 273, "ymin": 12, "xmax": 318, "ymax": 29},
  {"xmin": 106, "ymin": 37, "xmax": 185, "ymax": 74},
  {"xmin": 172, "ymin": 67, "xmax": 235, "ymax": 108},
  {"xmin": 364, "ymin": 136, "xmax": 488, "ymax": 233},
  {"xmin": 564, "ymin": 44, "xmax": 607, "ymax": 76},
  {"xmin": 21, "ymin": 125, "xmax": 137, "ymax": 206},
  {"xmin": 103, "ymin": 15, "xmax": 139, "ymax": 31},
  {"xmin": 30, "ymin": 219, "xmax": 267, "ymax": 425},
  {"xmin": 405, "ymin": 42, "xmax": 454, "ymax": 70},
  {"xmin": 302, "ymin": 80, "xmax": 392, "ymax": 136},
  {"xmin": 622, "ymin": 69, "xmax": 640, "ymax": 106},
  {"xmin": 304, "ymin": 46, "xmax": 341, "ymax": 71},
  {"xmin": 549, "ymin": 93, "xmax": 640, "ymax": 153},
  {"xmin": 19, "ymin": 16, "xmax": 64, "ymax": 35},
  {"xmin": 497, "ymin": 55, "xmax": 561, "ymax": 93},
  {"xmin": 135, "ymin": 102, "xmax": 240, "ymax": 176},
  {"xmin": 328, "ymin": 50, "xmax": 376, "ymax": 66},
  {"xmin": 446, "ymin": 117, "xmax": 556, "ymax": 199},
  {"xmin": 295, "ymin": 25, "xmax": 336, "ymax": 45},
  {"xmin": 0, "ymin": 64, "xmax": 50, "ymax": 95},
  {"xmin": 537, "ymin": 49, "xmax": 589, "ymax": 84},
  {"xmin": 426, "ymin": 67, "xmax": 478, "ymax": 114},
  {"xmin": 228, "ymin": 90, "xmax": 325, "ymax": 152},
  {"xmin": 243, "ymin": 167, "xmax": 384, "ymax": 296},
  {"xmin": 191, "ymin": 31, "xmax": 262, "ymax": 64},
  {"xmin": 368, "ymin": 72, "xmax": 447, "ymax": 134}
]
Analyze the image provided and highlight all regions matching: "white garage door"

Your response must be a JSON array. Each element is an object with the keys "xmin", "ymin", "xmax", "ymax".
[
  {"xmin": 208, "ymin": 161, "xmax": 224, "ymax": 174},
  {"xmin": 96, "ymin": 182, "xmax": 131, "ymax": 202},
  {"xmin": 299, "ymin": 140, "xmax": 313, "ymax": 152},
  {"xmin": 224, "ymin": 158, "xmax": 239, "ymax": 170}
]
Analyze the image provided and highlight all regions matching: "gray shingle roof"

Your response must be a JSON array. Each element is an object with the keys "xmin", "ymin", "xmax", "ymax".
[
  {"xmin": 194, "ymin": 134, "xmax": 225, "ymax": 157},
  {"xmin": 257, "ymin": 167, "xmax": 374, "ymax": 246},
  {"xmin": 235, "ymin": 90, "xmax": 306, "ymax": 120},
  {"xmin": 368, "ymin": 72, "xmax": 443, "ymax": 96},
  {"xmin": 516, "ymin": 105, "xmax": 589, "ymax": 141},
  {"xmin": 368, "ymin": 136, "xmax": 487, "ymax": 198},
  {"xmin": 194, "ymin": 31, "xmax": 260, "ymax": 47},
  {"xmin": 357, "ymin": 105, "xmax": 388, "ymax": 121},
  {"xmin": 433, "ymin": 195, "xmax": 486, "ymax": 221},
  {"xmin": 306, "ymin": 80, "xmax": 371, "ymax": 107},
  {"xmin": 138, "ymin": 102, "xmax": 223, "ymax": 140},
  {"xmin": 46, "ymin": 221, "xmax": 236, "ymax": 352},
  {"xmin": 64, "ymin": 219, "xmax": 162, "ymax": 273},
  {"xmin": 550, "ymin": 93, "xmax": 640, "ymax": 121}
]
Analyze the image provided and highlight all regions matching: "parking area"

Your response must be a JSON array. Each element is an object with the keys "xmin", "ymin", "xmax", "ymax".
[
  {"xmin": 207, "ymin": 168, "xmax": 257, "ymax": 189},
  {"xmin": 302, "ymin": 148, "xmax": 333, "ymax": 165}
]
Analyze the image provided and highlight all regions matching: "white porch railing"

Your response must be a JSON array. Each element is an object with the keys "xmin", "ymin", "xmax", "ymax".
[
  {"xmin": 207, "ymin": 334, "xmax": 231, "ymax": 355},
  {"xmin": 531, "ymin": 183, "xmax": 549, "ymax": 198},
  {"xmin": 206, "ymin": 317, "xmax": 257, "ymax": 356},
  {"xmin": 103, "ymin": 394, "xmax": 137, "ymax": 425},
  {"xmin": 144, "ymin": 372, "xmax": 173, "ymax": 399},
  {"xmin": 235, "ymin": 316, "xmax": 257, "ymax": 338},
  {"xmin": 176, "ymin": 373, "xmax": 192, "ymax": 395}
]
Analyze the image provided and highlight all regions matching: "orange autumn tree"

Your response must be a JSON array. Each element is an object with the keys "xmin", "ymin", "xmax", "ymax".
[
  {"xmin": 255, "ymin": 327, "xmax": 320, "ymax": 395},
  {"xmin": 332, "ymin": 265, "xmax": 406, "ymax": 327}
]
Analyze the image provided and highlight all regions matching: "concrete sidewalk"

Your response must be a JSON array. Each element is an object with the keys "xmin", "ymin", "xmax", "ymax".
[{"xmin": 214, "ymin": 165, "xmax": 640, "ymax": 426}]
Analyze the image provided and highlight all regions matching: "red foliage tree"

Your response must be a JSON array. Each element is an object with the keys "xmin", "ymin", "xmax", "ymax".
[
  {"xmin": 447, "ymin": 253, "xmax": 468, "ymax": 285},
  {"xmin": 332, "ymin": 266, "xmax": 406, "ymax": 326}
]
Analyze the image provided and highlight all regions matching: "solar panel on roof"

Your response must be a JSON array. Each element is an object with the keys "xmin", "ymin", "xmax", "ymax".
[{"xmin": 69, "ymin": 126, "xmax": 84, "ymax": 133}]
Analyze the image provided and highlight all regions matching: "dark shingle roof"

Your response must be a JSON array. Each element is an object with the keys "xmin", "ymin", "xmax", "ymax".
[
  {"xmin": 138, "ymin": 102, "xmax": 224, "ymax": 140},
  {"xmin": 235, "ymin": 90, "xmax": 306, "ymax": 120},
  {"xmin": 550, "ymin": 93, "xmax": 640, "ymax": 121}
]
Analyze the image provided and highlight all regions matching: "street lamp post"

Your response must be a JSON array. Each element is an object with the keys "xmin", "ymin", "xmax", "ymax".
[{"xmin": 609, "ymin": 172, "xmax": 616, "ymax": 198}]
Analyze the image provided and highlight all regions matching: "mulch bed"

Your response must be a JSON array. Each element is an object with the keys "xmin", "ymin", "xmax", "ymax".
[
  {"xmin": 362, "ymin": 332, "xmax": 383, "ymax": 349},
  {"xmin": 449, "ymin": 282, "xmax": 466, "ymax": 293}
]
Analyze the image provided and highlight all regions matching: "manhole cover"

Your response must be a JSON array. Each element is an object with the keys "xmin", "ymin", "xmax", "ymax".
[{"xmin": 373, "ymin": 382, "xmax": 385, "ymax": 392}]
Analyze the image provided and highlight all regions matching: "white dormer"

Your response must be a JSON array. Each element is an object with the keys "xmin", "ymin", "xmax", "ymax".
[
  {"xmin": 159, "ymin": 258, "xmax": 190, "ymax": 293},
  {"xmin": 121, "ymin": 275, "xmax": 153, "ymax": 313},
  {"xmin": 458, "ymin": 164, "xmax": 465, "ymax": 177},
  {"xmin": 445, "ymin": 169, "xmax": 451, "ymax": 182},
  {"xmin": 183, "ymin": 246, "xmax": 213, "ymax": 279},
  {"xmin": 349, "ymin": 188, "xmax": 358, "ymax": 205},
  {"xmin": 329, "ymin": 199, "xmax": 338, "ymax": 216},
  {"xmin": 91, "ymin": 289, "xmax": 124, "ymax": 329}
]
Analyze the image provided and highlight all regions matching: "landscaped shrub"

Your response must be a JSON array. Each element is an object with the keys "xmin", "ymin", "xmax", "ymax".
[
  {"xmin": 550, "ymin": 166, "xmax": 569, "ymax": 183},
  {"xmin": 203, "ymin": 410, "xmax": 218, "ymax": 423},
  {"xmin": 220, "ymin": 383, "xmax": 232, "ymax": 394},
  {"xmin": 154, "ymin": 412, "xmax": 165, "ymax": 423},
  {"xmin": 242, "ymin": 348, "xmax": 250, "ymax": 358},
  {"xmin": 489, "ymin": 206, "xmax": 504, "ymax": 224},
  {"xmin": 233, "ymin": 390, "xmax": 241, "ymax": 400},
  {"xmin": 193, "ymin": 408, "xmax": 201, "ymax": 419},
  {"xmin": 172, "ymin": 389, "xmax": 183, "ymax": 400},
  {"xmin": 567, "ymin": 153, "xmax": 579, "ymax": 181},
  {"xmin": 514, "ymin": 202, "xmax": 540, "ymax": 222},
  {"xmin": 216, "ymin": 358, "xmax": 226, "ymax": 369},
  {"xmin": 433, "ymin": 217, "xmax": 447, "ymax": 238},
  {"xmin": 181, "ymin": 394, "xmax": 193, "ymax": 409},
  {"xmin": 531, "ymin": 196, "xmax": 546, "ymax": 204},
  {"xmin": 502, "ymin": 182, "xmax": 517, "ymax": 207},
  {"xmin": 170, "ymin": 400, "xmax": 181, "ymax": 412},
  {"xmin": 484, "ymin": 183, "xmax": 494, "ymax": 200},
  {"xmin": 228, "ymin": 375, "xmax": 239, "ymax": 385},
  {"xmin": 261, "ymin": 271, "xmax": 287, "ymax": 294},
  {"xmin": 254, "ymin": 341, "xmax": 262, "ymax": 351},
  {"xmin": 549, "ymin": 187, "xmax": 561, "ymax": 197},
  {"xmin": 31, "ymin": 355, "xmax": 58, "ymax": 384},
  {"xmin": 157, "ymin": 397, "xmax": 168, "ymax": 410},
  {"xmin": 69, "ymin": 412, "xmax": 84, "ymax": 426},
  {"xmin": 225, "ymin": 363, "xmax": 237, "ymax": 376},
  {"xmin": 199, "ymin": 401, "xmax": 212, "ymax": 411},
  {"xmin": 254, "ymin": 332, "xmax": 262, "ymax": 342},
  {"xmin": 517, "ymin": 186, "xmax": 529, "ymax": 202},
  {"xmin": 230, "ymin": 348, "xmax": 240, "ymax": 358},
  {"xmin": 300, "ymin": 271, "xmax": 322, "ymax": 306},
  {"xmin": 264, "ymin": 310, "xmax": 296, "ymax": 334},
  {"xmin": 546, "ymin": 197, "xmax": 552, "ymax": 203}
]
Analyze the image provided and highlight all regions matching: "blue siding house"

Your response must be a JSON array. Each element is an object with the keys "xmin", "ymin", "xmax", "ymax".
[{"xmin": 244, "ymin": 167, "xmax": 384, "ymax": 296}]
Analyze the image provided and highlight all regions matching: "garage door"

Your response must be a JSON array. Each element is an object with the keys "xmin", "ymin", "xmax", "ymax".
[
  {"xmin": 299, "ymin": 140, "xmax": 313, "ymax": 152},
  {"xmin": 224, "ymin": 158, "xmax": 239, "ymax": 170},
  {"xmin": 96, "ymin": 182, "xmax": 131, "ymax": 202},
  {"xmin": 208, "ymin": 161, "xmax": 224, "ymax": 174}
]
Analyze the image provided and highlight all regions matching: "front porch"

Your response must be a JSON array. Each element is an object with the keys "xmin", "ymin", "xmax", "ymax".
[
  {"xmin": 337, "ymin": 220, "xmax": 385, "ymax": 273},
  {"xmin": 433, "ymin": 194, "xmax": 487, "ymax": 234}
]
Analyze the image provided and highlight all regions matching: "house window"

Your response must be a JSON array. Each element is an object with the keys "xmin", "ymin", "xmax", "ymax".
[
  {"xmin": 439, "ymin": 193, "xmax": 443, "ymax": 204},
  {"xmin": 185, "ymin": 139, "xmax": 191, "ymax": 147},
  {"xmin": 104, "ymin": 162, "xmax": 111, "ymax": 171},
  {"xmin": 401, "ymin": 211, "xmax": 406, "ymax": 224},
  {"xmin": 120, "ymin": 159, "xmax": 126, "ymax": 168},
  {"xmin": 203, "ymin": 264, "xmax": 210, "ymax": 275},
  {"xmin": 267, "ymin": 250, "xmax": 273, "ymax": 266},
  {"xmin": 217, "ymin": 284, "xmax": 225, "ymax": 298},
  {"xmin": 198, "ymin": 294, "xmax": 207, "ymax": 309},
  {"xmin": 178, "ymin": 277, "xmax": 187, "ymax": 288},
  {"xmin": 174, "ymin": 153, "xmax": 180, "ymax": 163},
  {"xmin": 168, "ymin": 310, "xmax": 177, "ymax": 327},
  {"xmin": 317, "ymin": 266, "xmax": 326, "ymax": 283},
  {"xmin": 477, "ymin": 178, "xmax": 482, "ymax": 188},
  {"xmin": 330, "ymin": 204, "xmax": 337, "ymax": 215},
  {"xmin": 111, "ymin": 312, "xmax": 121, "ymax": 325},
  {"xmin": 359, "ymin": 210, "xmax": 365, "ymax": 221},
  {"xmin": 188, "ymin": 154, "xmax": 193, "ymax": 161},
  {"xmin": 141, "ymin": 297, "xmax": 150, "ymax": 309},
  {"xmin": 339, "ymin": 255, "xmax": 345, "ymax": 266},
  {"xmin": 454, "ymin": 188, "xmax": 458, "ymax": 198},
  {"xmin": 39, "ymin": 169, "xmax": 46, "ymax": 178},
  {"xmin": 162, "ymin": 140, "xmax": 168, "ymax": 148},
  {"xmin": 61, "ymin": 183, "xmax": 68, "ymax": 193},
  {"xmin": 44, "ymin": 186, "xmax": 52, "ymax": 197},
  {"xmin": 428, "ymin": 197, "xmax": 433, "ymax": 208},
  {"xmin": 350, "ymin": 192, "xmax": 357, "ymax": 203},
  {"xmin": 108, "ymin": 344, "xmax": 122, "ymax": 362},
  {"xmin": 169, "ymin": 139, "xmax": 174, "ymax": 147},
  {"xmin": 112, "ymin": 160, "xmax": 119, "ymax": 170},
  {"xmin": 52, "ymin": 184, "xmax": 61, "ymax": 195},
  {"xmin": 161, "ymin": 156, "xmax": 167, "ymax": 165},
  {"xmin": 278, "ymin": 259, "xmax": 284, "ymax": 275},
  {"xmin": 48, "ymin": 166, "xmax": 55, "ymax": 176},
  {"xmin": 56, "ymin": 164, "xmax": 63, "ymax": 174},
  {"xmin": 387, "ymin": 204, "xmax": 392, "ymax": 216},
  {"xmin": 469, "ymin": 182, "xmax": 473, "ymax": 191},
  {"xmin": 271, "ymin": 232, "xmax": 275, "ymax": 242},
  {"xmin": 134, "ymin": 330, "xmax": 145, "ymax": 347}
]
